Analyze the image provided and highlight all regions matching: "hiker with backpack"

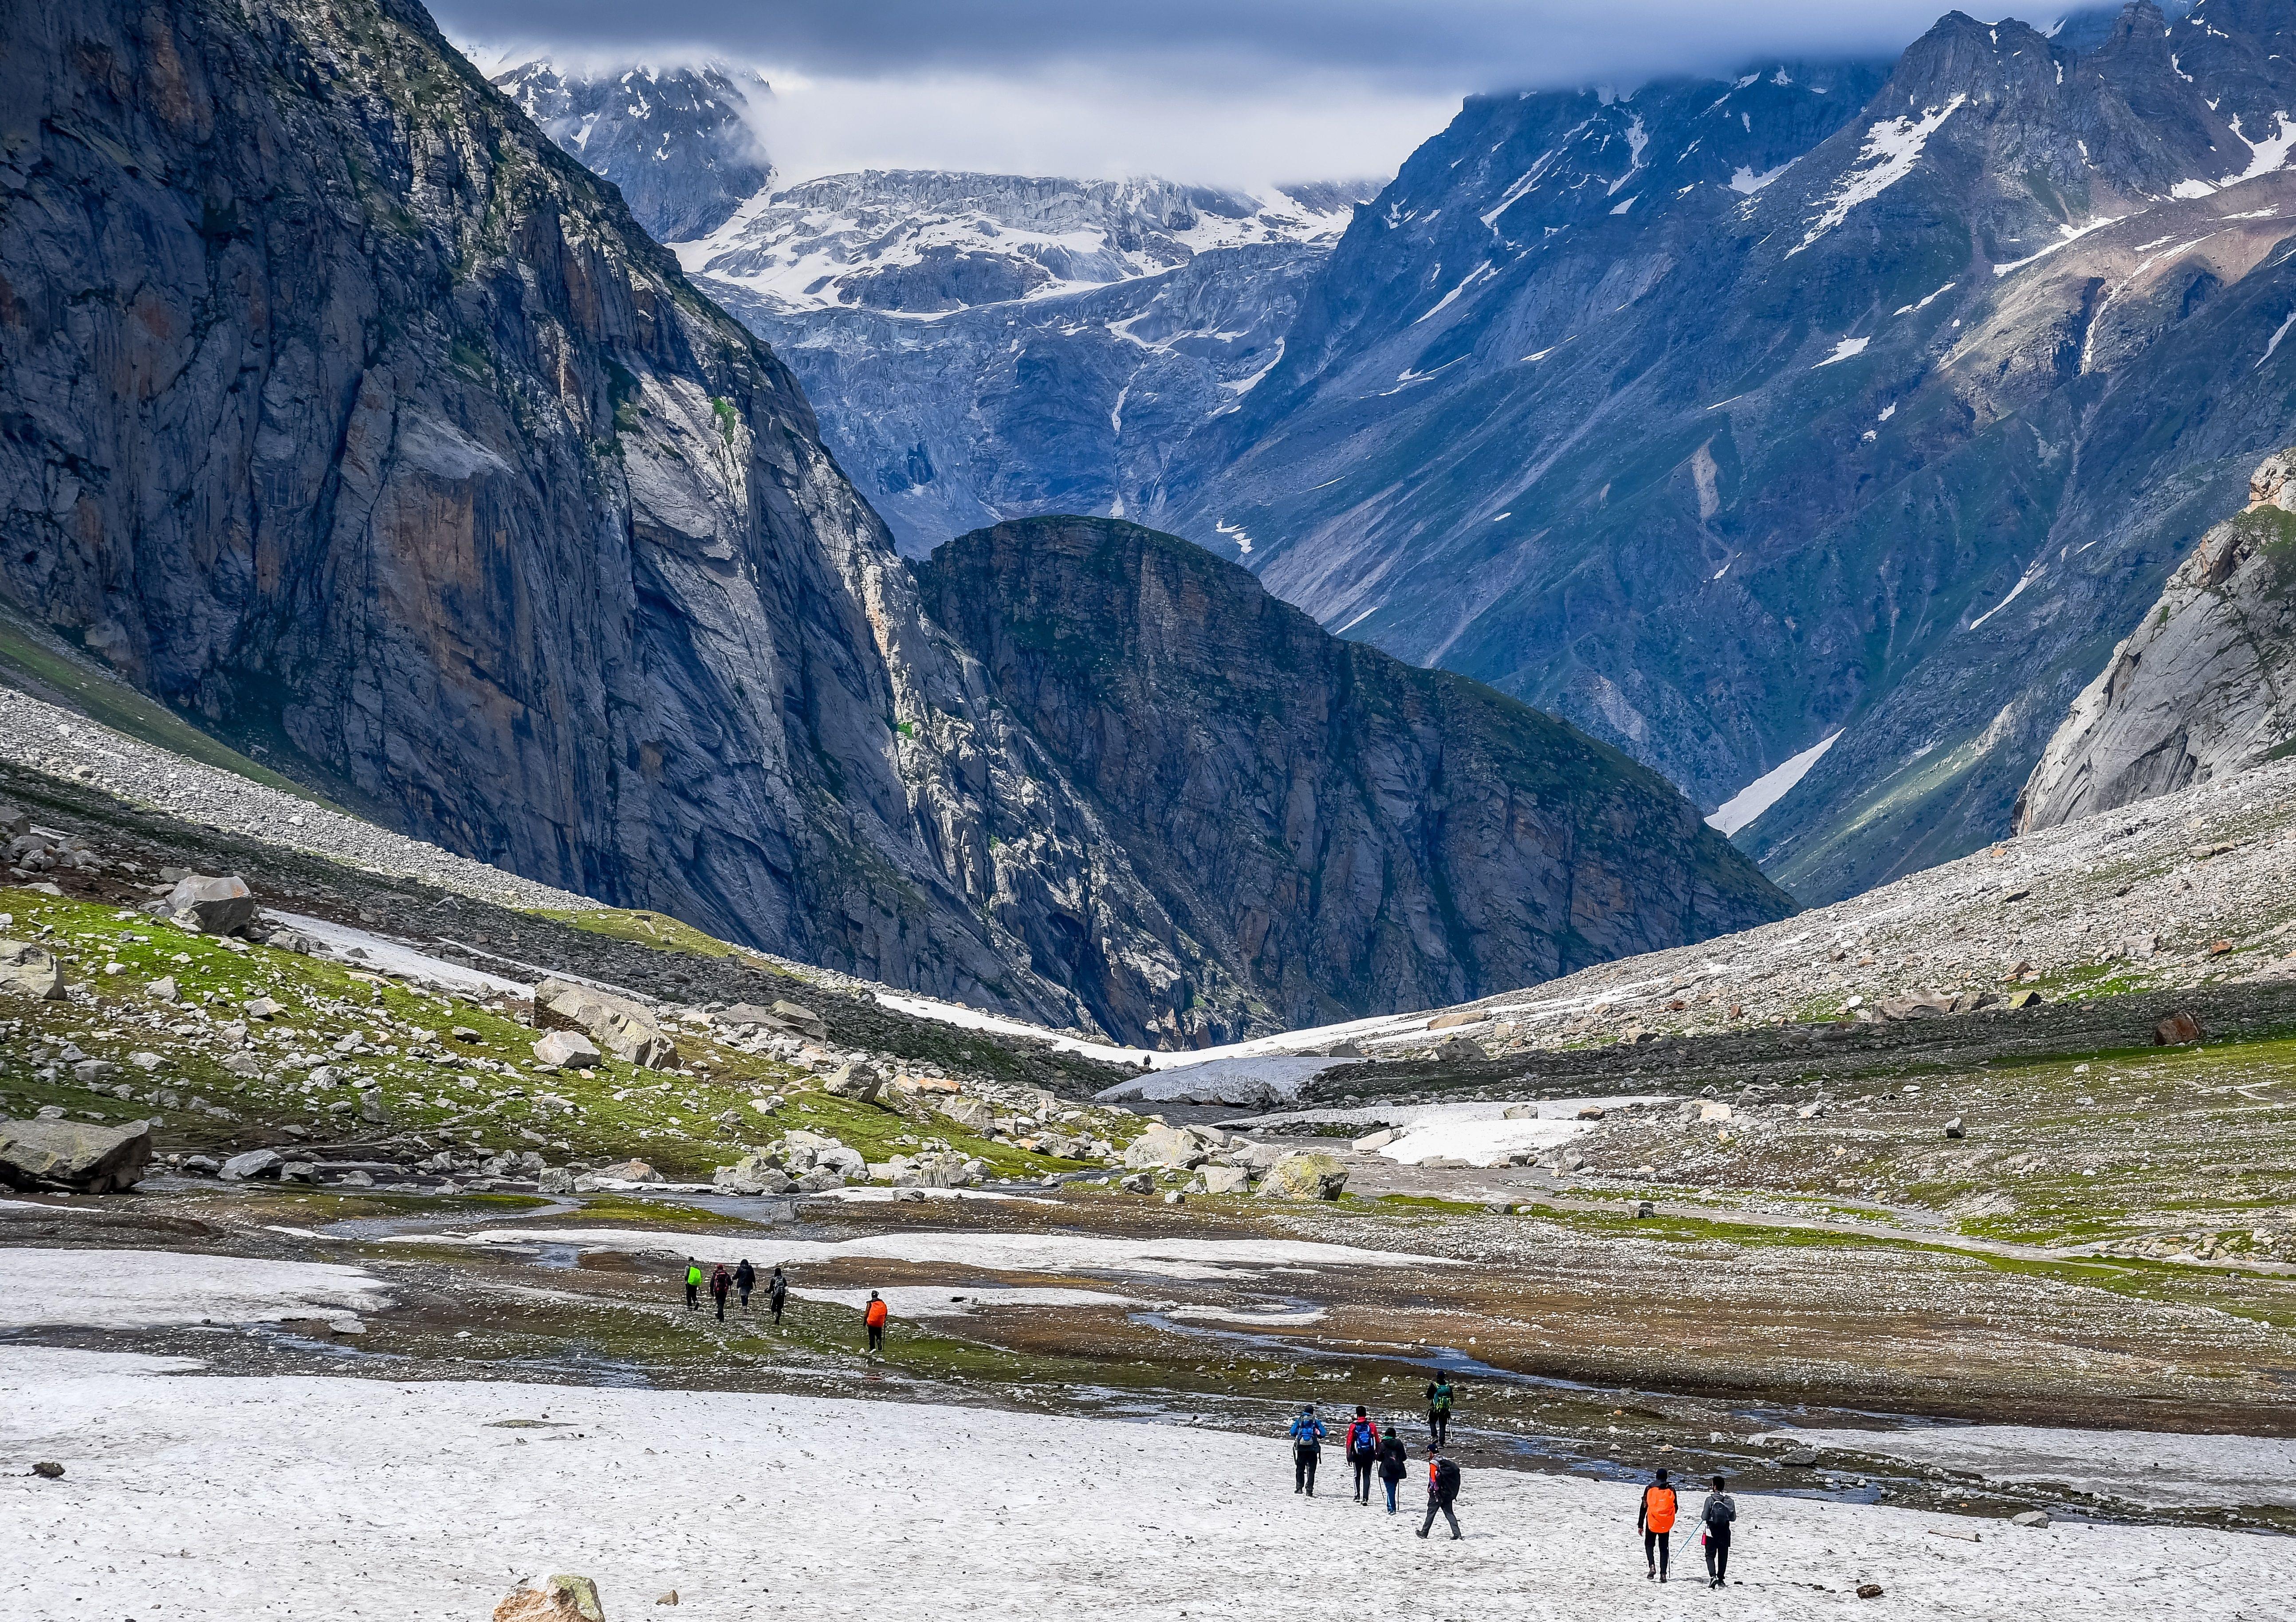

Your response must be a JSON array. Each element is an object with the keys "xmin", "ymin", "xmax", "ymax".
[
  {"xmin": 734, "ymin": 1258, "xmax": 756, "ymax": 1314},
  {"xmin": 1638, "ymin": 1468, "xmax": 1678, "ymax": 1582},
  {"xmin": 1425, "ymin": 1375, "xmax": 1455, "ymax": 1447},
  {"xmin": 864, "ymin": 1291, "xmax": 889, "ymax": 1355},
  {"xmin": 1701, "ymin": 1474, "xmax": 1737, "ymax": 1588},
  {"xmin": 684, "ymin": 1258, "xmax": 703, "ymax": 1311},
  {"xmin": 1288, "ymin": 1405, "xmax": 1327, "ymax": 1495},
  {"xmin": 1417, "ymin": 1444, "xmax": 1461, "ymax": 1539},
  {"xmin": 767, "ymin": 1265, "xmax": 789, "ymax": 1326},
  {"xmin": 1375, "ymin": 1423, "xmax": 1410, "ymax": 1513},
  {"xmin": 709, "ymin": 1262, "xmax": 733, "ymax": 1321},
  {"xmin": 1343, "ymin": 1406, "xmax": 1381, "ymax": 1504}
]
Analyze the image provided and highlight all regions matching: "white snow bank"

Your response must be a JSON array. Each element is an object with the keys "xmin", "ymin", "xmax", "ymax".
[
  {"xmin": 1233, "ymin": 1096, "xmax": 1667, "ymax": 1135},
  {"xmin": 1790, "ymin": 94, "xmax": 1966, "ymax": 256},
  {"xmin": 399, "ymin": 1228, "xmax": 1451, "ymax": 1280},
  {"xmin": 0, "ymin": 1248, "xmax": 390, "ymax": 1332},
  {"xmin": 0, "ymin": 1347, "xmax": 207, "ymax": 1378},
  {"xmin": 1784, "ymin": 1424, "xmax": 2296, "ymax": 1511},
  {"xmin": 3, "ymin": 1354, "xmax": 2288, "ymax": 1620},
  {"xmin": 1379, "ymin": 1115, "xmax": 1597, "ymax": 1168},
  {"xmin": 1707, "ymin": 731, "xmax": 1841, "ymax": 836},
  {"xmin": 266, "ymin": 910, "xmax": 531, "ymax": 997},
  {"xmin": 792, "ymin": 1285, "xmax": 1143, "ymax": 1317},
  {"xmin": 1096, "ymin": 1055, "xmax": 1356, "ymax": 1106},
  {"xmin": 805, "ymin": 1186, "xmax": 1053, "ymax": 1205}
]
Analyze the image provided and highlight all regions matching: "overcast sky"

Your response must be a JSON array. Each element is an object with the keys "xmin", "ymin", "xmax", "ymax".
[{"xmin": 439, "ymin": 2, "xmax": 2056, "ymax": 186}]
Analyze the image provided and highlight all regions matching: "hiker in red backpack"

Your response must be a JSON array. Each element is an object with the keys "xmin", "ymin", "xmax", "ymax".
[
  {"xmin": 709, "ymin": 1263, "xmax": 732, "ymax": 1322},
  {"xmin": 1638, "ymin": 1468, "xmax": 1678, "ymax": 1582},
  {"xmin": 1417, "ymin": 1443, "xmax": 1461, "ymax": 1540},
  {"xmin": 1344, "ymin": 1405, "xmax": 1381, "ymax": 1504},
  {"xmin": 864, "ymin": 1291, "xmax": 889, "ymax": 1355}
]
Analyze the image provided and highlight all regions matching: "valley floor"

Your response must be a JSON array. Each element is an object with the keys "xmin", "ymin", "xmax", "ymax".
[{"xmin": 6, "ymin": 1343, "xmax": 2292, "ymax": 1622}]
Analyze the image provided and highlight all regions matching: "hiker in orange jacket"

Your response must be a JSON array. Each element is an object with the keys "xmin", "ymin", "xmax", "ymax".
[
  {"xmin": 864, "ymin": 1291, "xmax": 889, "ymax": 1356},
  {"xmin": 1638, "ymin": 1468, "xmax": 1678, "ymax": 1582}
]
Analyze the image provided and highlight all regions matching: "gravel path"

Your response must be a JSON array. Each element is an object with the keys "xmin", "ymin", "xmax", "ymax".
[{"xmin": 0, "ymin": 685, "xmax": 600, "ymax": 915}]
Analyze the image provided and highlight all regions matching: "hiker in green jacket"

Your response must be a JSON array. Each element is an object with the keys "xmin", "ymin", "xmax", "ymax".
[
  {"xmin": 684, "ymin": 1259, "xmax": 704, "ymax": 1311},
  {"xmin": 1425, "ymin": 1376, "xmax": 1455, "ymax": 1447}
]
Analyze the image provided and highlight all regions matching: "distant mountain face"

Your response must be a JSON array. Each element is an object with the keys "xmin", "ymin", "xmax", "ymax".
[
  {"xmin": 2018, "ymin": 447, "xmax": 2296, "ymax": 831},
  {"xmin": 491, "ymin": 59, "xmax": 771, "ymax": 241},
  {"xmin": 918, "ymin": 515, "xmax": 1793, "ymax": 1033},
  {"xmin": 1160, "ymin": 0, "xmax": 2296, "ymax": 902}
]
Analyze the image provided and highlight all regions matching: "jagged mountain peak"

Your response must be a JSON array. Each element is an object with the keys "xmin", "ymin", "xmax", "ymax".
[{"xmin": 490, "ymin": 55, "xmax": 773, "ymax": 242}]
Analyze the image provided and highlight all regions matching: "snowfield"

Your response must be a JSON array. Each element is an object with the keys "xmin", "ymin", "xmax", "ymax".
[
  {"xmin": 1784, "ymin": 1424, "xmax": 2296, "ymax": 1511},
  {"xmin": 394, "ymin": 1228, "xmax": 1452, "ymax": 1280},
  {"xmin": 0, "ymin": 1248, "xmax": 389, "ymax": 1331},
  {"xmin": 4, "ymin": 1349, "xmax": 2290, "ymax": 1620}
]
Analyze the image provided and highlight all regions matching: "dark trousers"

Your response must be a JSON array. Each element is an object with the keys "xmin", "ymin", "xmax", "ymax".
[
  {"xmin": 1293, "ymin": 1446, "xmax": 1319, "ymax": 1493},
  {"xmin": 771, "ymin": 1295, "xmax": 785, "ymax": 1324},
  {"xmin": 1645, "ymin": 1530, "xmax": 1671, "ymax": 1576},
  {"xmin": 1351, "ymin": 1458, "xmax": 1373, "ymax": 1502},
  {"xmin": 867, "ymin": 1324, "xmax": 884, "ymax": 1353},
  {"xmin": 684, "ymin": 1283, "xmax": 698, "ymax": 1310},
  {"xmin": 1382, "ymin": 1476, "xmax": 1400, "ymax": 1512},
  {"xmin": 738, "ymin": 1286, "xmax": 751, "ymax": 1310},
  {"xmin": 713, "ymin": 1290, "xmax": 727, "ymax": 1320},
  {"xmin": 1705, "ymin": 1527, "xmax": 1730, "ymax": 1583},
  {"xmin": 1429, "ymin": 1409, "xmax": 1449, "ymax": 1446},
  {"xmin": 1419, "ymin": 1495, "xmax": 1459, "ymax": 1538}
]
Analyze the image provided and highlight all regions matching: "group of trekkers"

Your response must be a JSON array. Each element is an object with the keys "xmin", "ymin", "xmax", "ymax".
[
  {"xmin": 680, "ymin": 1260, "xmax": 894, "ymax": 1359},
  {"xmin": 682, "ymin": 1258, "xmax": 789, "ymax": 1325},
  {"xmin": 1288, "ymin": 1379, "xmax": 1740, "ymax": 1586}
]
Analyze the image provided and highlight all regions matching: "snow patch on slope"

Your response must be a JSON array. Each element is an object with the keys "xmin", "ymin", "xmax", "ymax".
[
  {"xmin": 1788, "ymin": 95, "xmax": 1966, "ymax": 257},
  {"xmin": 1706, "ymin": 732, "xmax": 1843, "ymax": 836}
]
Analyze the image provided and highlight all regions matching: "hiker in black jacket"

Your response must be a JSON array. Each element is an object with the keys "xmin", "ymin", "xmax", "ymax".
[
  {"xmin": 1416, "ymin": 1444, "xmax": 1461, "ymax": 1540},
  {"xmin": 1424, "ymin": 1376, "xmax": 1455, "ymax": 1447},
  {"xmin": 734, "ymin": 1258, "xmax": 757, "ymax": 1314},
  {"xmin": 767, "ymin": 1265, "xmax": 789, "ymax": 1326},
  {"xmin": 1701, "ymin": 1475, "xmax": 1738, "ymax": 1588},
  {"xmin": 1375, "ymin": 1425, "xmax": 1410, "ymax": 1513}
]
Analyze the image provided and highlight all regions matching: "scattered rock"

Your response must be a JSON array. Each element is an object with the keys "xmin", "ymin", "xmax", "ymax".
[
  {"xmin": 536, "ymin": 979, "xmax": 679, "ymax": 1068},
  {"xmin": 1119, "ymin": 1172, "xmax": 1154, "ymax": 1194},
  {"xmin": 2005, "ymin": 989, "xmax": 2045, "ymax": 1009},
  {"xmin": 1426, "ymin": 1010, "xmax": 1484, "ymax": 1031},
  {"xmin": 1163, "ymin": 1189, "xmax": 1185, "ymax": 1205},
  {"xmin": 820, "ymin": 1062, "xmax": 883, "ymax": 1104},
  {"xmin": 936, "ymin": 1096, "xmax": 995, "ymax": 1132},
  {"xmin": 1430, "ymin": 1035, "xmax": 1486, "ymax": 1063},
  {"xmin": 2009, "ymin": 1510, "xmax": 2051, "ymax": 1528},
  {"xmin": 1123, "ymin": 1123, "xmax": 1210, "ymax": 1170},
  {"xmin": 532, "ymin": 1030, "xmax": 602, "ymax": 1069},
  {"xmin": 1943, "ymin": 1117, "xmax": 1965, "ymax": 1139},
  {"xmin": 1635, "ymin": 1201, "xmax": 1655, "ymax": 1218},
  {"xmin": 771, "ymin": 1000, "xmax": 828, "ymax": 1039},
  {"xmin": 220, "ymin": 1147, "xmax": 284, "ymax": 1181},
  {"xmin": 1576, "ymin": 1104, "xmax": 1607, "ymax": 1120},
  {"xmin": 169, "ymin": 873, "xmax": 256, "ymax": 934},
  {"xmin": 1352, "ymin": 1128, "xmax": 1397, "ymax": 1152},
  {"xmin": 536, "ymin": 1167, "xmax": 576, "ymax": 1194},
  {"xmin": 145, "ymin": 975, "xmax": 178, "ymax": 1004},
  {"xmin": 0, "ymin": 939, "xmax": 66, "ymax": 1000},
  {"xmin": 31, "ymin": 1461, "xmax": 63, "ymax": 1479},
  {"xmin": 594, "ymin": 1159, "xmax": 657, "ymax": 1182},
  {"xmin": 491, "ymin": 1574, "xmax": 608, "ymax": 1622},
  {"xmin": 1196, "ymin": 1165, "xmax": 1251, "ymax": 1195},
  {"xmin": 1256, "ymin": 1150, "xmax": 1349, "ymax": 1201},
  {"xmin": 1698, "ymin": 1101, "xmax": 1734, "ymax": 1123},
  {"xmin": 657, "ymin": 1594, "xmax": 678, "ymax": 1609},
  {"xmin": 1856, "ymin": 1583, "xmax": 1884, "ymax": 1599},
  {"xmin": 243, "ymin": 997, "xmax": 284, "ymax": 1020},
  {"xmin": 2153, "ymin": 1011, "xmax": 2202, "ymax": 1046},
  {"xmin": 0, "ymin": 1118, "xmax": 154, "ymax": 1193},
  {"xmin": 1778, "ymin": 1446, "xmax": 1819, "ymax": 1468},
  {"xmin": 712, "ymin": 1153, "xmax": 795, "ymax": 1197}
]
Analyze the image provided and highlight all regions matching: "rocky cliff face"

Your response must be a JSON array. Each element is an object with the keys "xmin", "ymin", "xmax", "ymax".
[
  {"xmin": 918, "ymin": 517, "xmax": 1792, "ymax": 1032},
  {"xmin": 490, "ymin": 59, "xmax": 771, "ymax": 242},
  {"xmin": 2018, "ymin": 448, "xmax": 2296, "ymax": 830},
  {"xmin": 0, "ymin": 0, "xmax": 1765, "ymax": 1048}
]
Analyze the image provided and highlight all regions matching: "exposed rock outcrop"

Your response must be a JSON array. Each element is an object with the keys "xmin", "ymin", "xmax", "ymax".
[
  {"xmin": 0, "ymin": 1118, "xmax": 153, "ymax": 1193},
  {"xmin": 920, "ymin": 517, "xmax": 1793, "ymax": 1033},
  {"xmin": 2019, "ymin": 449, "xmax": 2296, "ymax": 831}
]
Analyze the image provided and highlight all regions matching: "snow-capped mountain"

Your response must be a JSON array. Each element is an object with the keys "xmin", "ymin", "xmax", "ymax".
[
  {"xmin": 491, "ymin": 60, "xmax": 771, "ymax": 242},
  {"xmin": 1161, "ymin": 0, "xmax": 2296, "ymax": 903},
  {"xmin": 675, "ymin": 171, "xmax": 1363, "ymax": 314}
]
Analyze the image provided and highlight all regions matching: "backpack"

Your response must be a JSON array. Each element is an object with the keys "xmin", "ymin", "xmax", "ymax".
[
  {"xmin": 1705, "ymin": 1496, "xmax": 1736, "ymax": 1527},
  {"xmin": 1349, "ymin": 1420, "xmax": 1374, "ymax": 1456},
  {"xmin": 1433, "ymin": 1458, "xmax": 1460, "ymax": 1500}
]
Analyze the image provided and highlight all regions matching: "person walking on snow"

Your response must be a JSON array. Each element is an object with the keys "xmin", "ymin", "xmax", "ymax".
[
  {"xmin": 864, "ymin": 1290, "xmax": 889, "ymax": 1356},
  {"xmin": 1639, "ymin": 1468, "xmax": 1678, "ymax": 1582},
  {"xmin": 684, "ymin": 1259, "xmax": 703, "ymax": 1312},
  {"xmin": 1417, "ymin": 1443, "xmax": 1461, "ymax": 1540},
  {"xmin": 1701, "ymin": 1474, "xmax": 1737, "ymax": 1588},
  {"xmin": 767, "ymin": 1265, "xmax": 789, "ymax": 1326},
  {"xmin": 709, "ymin": 1263, "xmax": 732, "ymax": 1321},
  {"xmin": 1344, "ymin": 1406, "xmax": 1381, "ymax": 1504},
  {"xmin": 1288, "ymin": 1405, "xmax": 1326, "ymax": 1496},
  {"xmin": 1425, "ymin": 1376, "xmax": 1455, "ymax": 1447},
  {"xmin": 734, "ymin": 1258, "xmax": 756, "ymax": 1314},
  {"xmin": 1376, "ymin": 1424, "xmax": 1409, "ymax": 1514}
]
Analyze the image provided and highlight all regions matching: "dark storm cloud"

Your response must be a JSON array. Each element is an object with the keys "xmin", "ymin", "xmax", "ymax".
[{"xmin": 431, "ymin": 0, "xmax": 2000, "ymax": 90}]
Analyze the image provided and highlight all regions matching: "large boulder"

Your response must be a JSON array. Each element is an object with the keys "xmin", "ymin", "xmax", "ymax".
[
  {"xmin": 713, "ymin": 1153, "xmax": 794, "ymax": 1196},
  {"xmin": 219, "ymin": 1147, "xmax": 284, "ymax": 1181},
  {"xmin": 820, "ymin": 1062, "xmax": 882, "ymax": 1104},
  {"xmin": 535, "ymin": 979, "xmax": 679, "ymax": 1069},
  {"xmin": 0, "ymin": 1118, "xmax": 153, "ymax": 1193},
  {"xmin": 493, "ymin": 1575, "xmax": 607, "ymax": 1622},
  {"xmin": 168, "ymin": 874, "xmax": 256, "ymax": 935},
  {"xmin": 1256, "ymin": 1151, "xmax": 1349, "ymax": 1201},
  {"xmin": 1122, "ymin": 1123, "xmax": 1209, "ymax": 1169},
  {"xmin": 1195, "ymin": 1165, "xmax": 1252, "ymax": 1195},
  {"xmin": 936, "ymin": 1096, "xmax": 995, "ymax": 1133},
  {"xmin": 0, "ymin": 939, "xmax": 65, "ymax": 1000}
]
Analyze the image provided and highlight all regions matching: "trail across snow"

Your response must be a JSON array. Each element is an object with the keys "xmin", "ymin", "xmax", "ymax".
[{"xmin": 4, "ymin": 1349, "xmax": 2289, "ymax": 1620}]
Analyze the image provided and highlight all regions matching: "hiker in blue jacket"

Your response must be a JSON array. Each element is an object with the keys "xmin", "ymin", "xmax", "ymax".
[{"xmin": 1288, "ymin": 1404, "xmax": 1327, "ymax": 1496}]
